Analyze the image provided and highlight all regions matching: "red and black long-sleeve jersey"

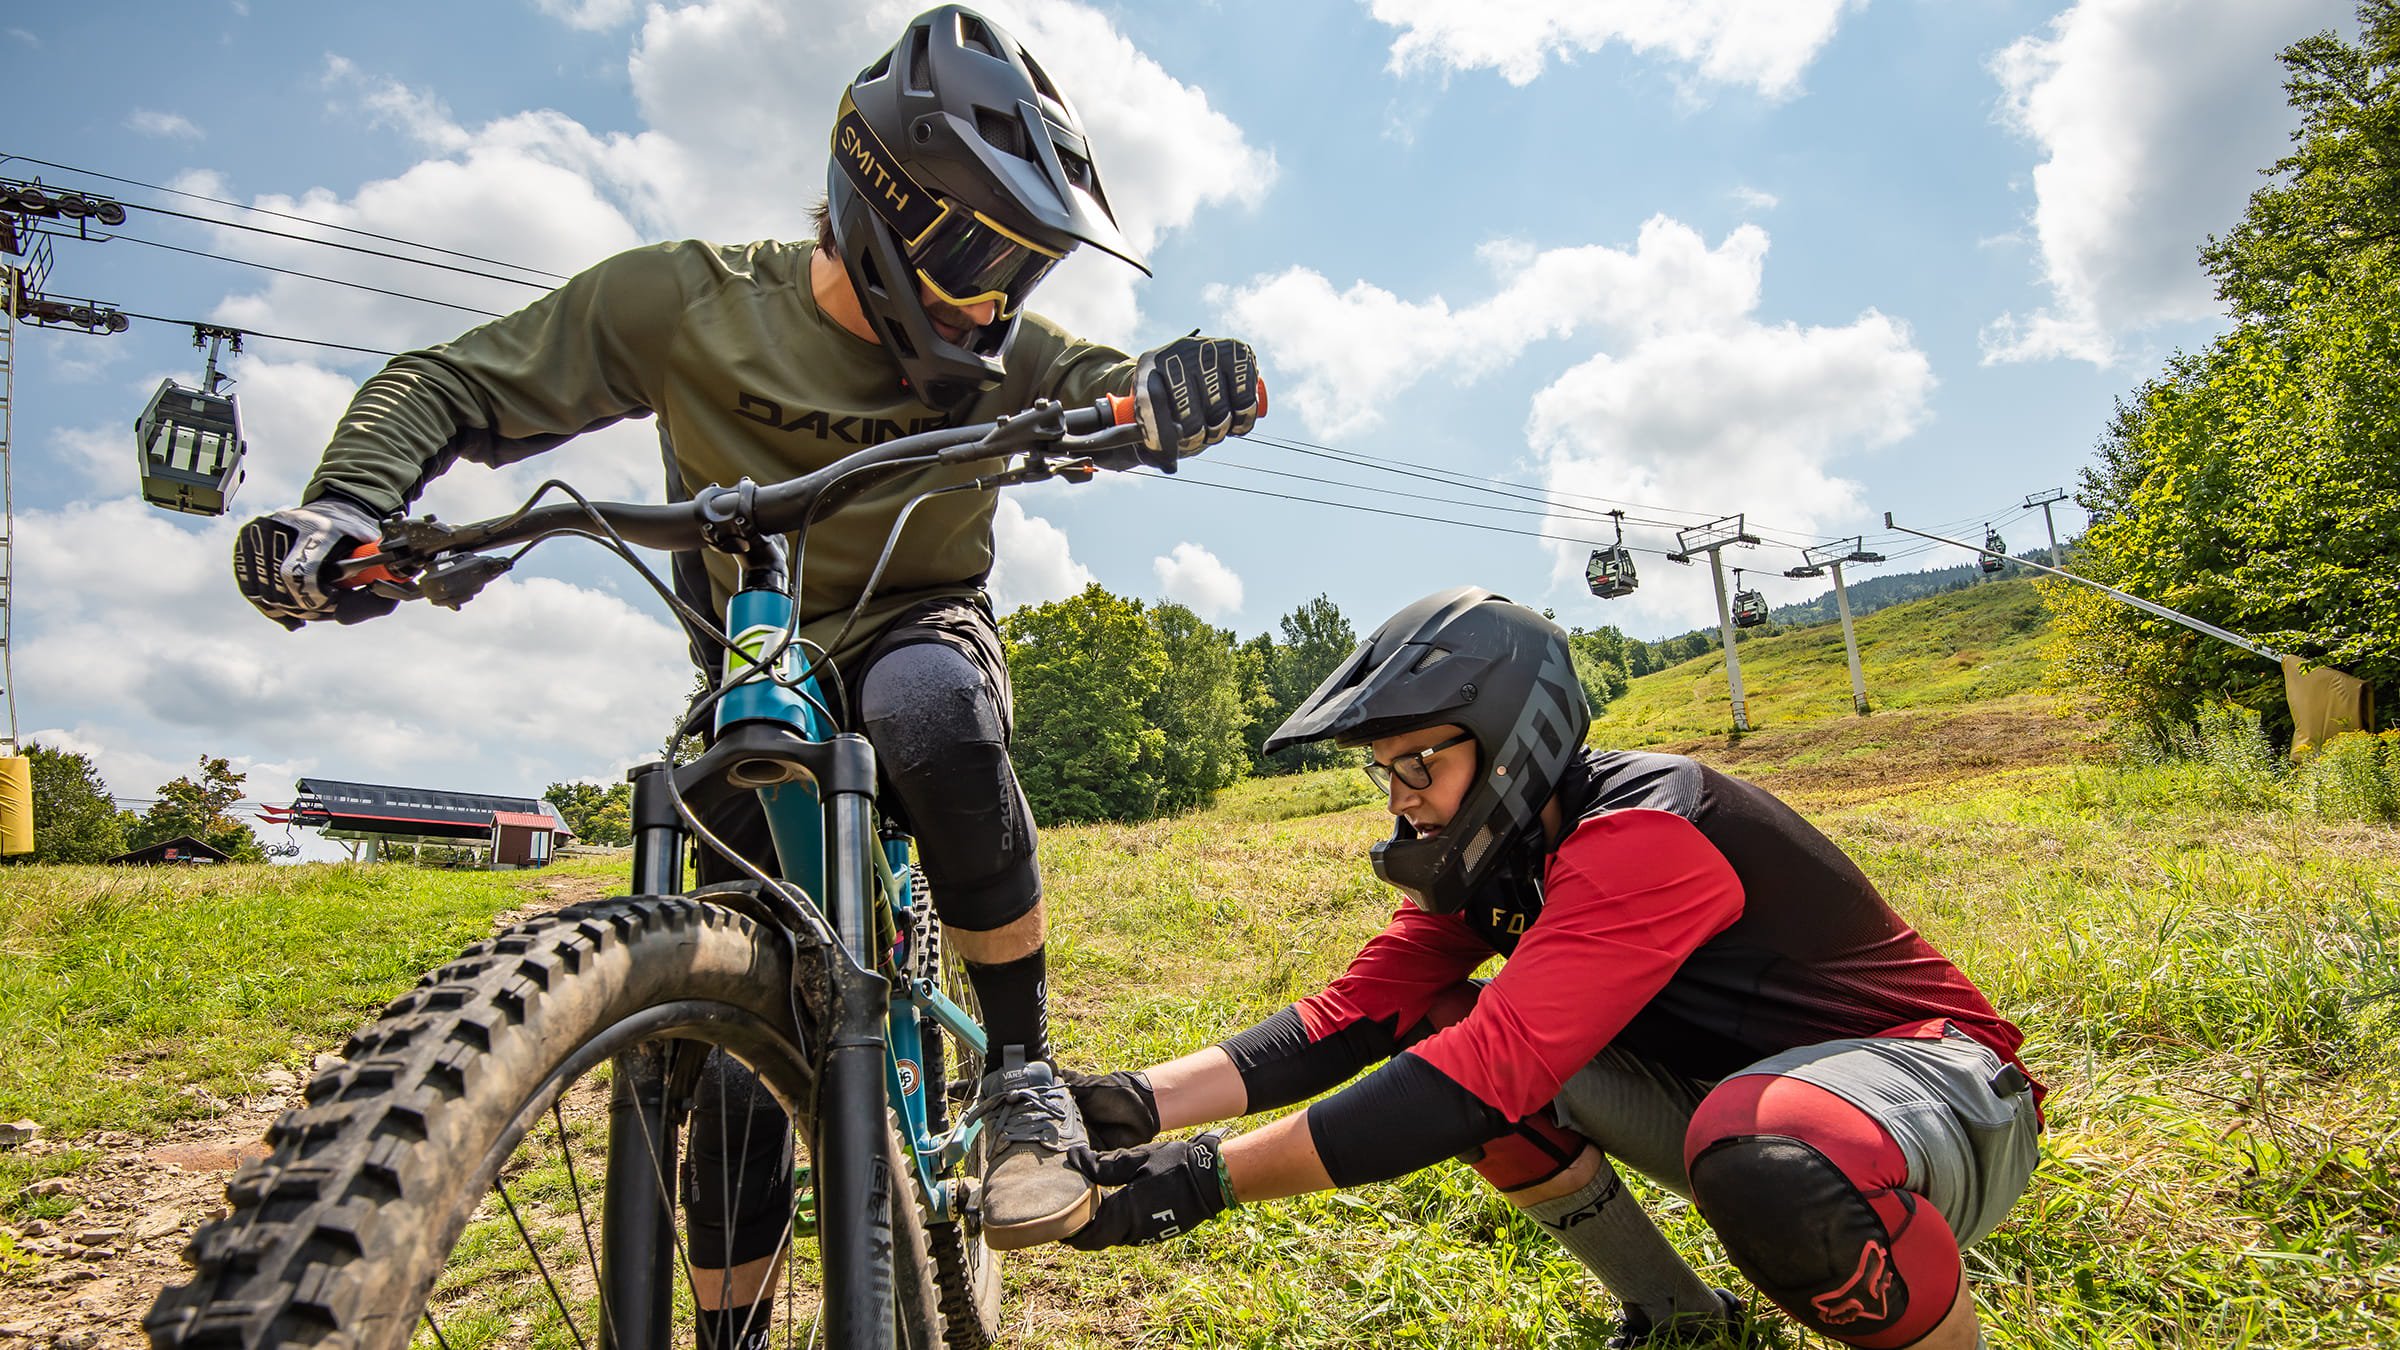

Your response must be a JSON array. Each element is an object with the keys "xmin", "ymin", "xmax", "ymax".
[{"xmin": 1219, "ymin": 750, "xmax": 2031, "ymax": 1187}]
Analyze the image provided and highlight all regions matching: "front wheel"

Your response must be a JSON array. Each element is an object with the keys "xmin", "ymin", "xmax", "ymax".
[{"xmin": 145, "ymin": 896, "xmax": 944, "ymax": 1350}]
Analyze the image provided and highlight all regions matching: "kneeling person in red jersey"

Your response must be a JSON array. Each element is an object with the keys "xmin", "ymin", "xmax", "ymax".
[{"xmin": 1059, "ymin": 588, "xmax": 2041, "ymax": 1350}]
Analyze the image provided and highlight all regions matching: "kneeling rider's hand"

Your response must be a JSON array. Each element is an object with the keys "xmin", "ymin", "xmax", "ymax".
[
  {"xmin": 1064, "ymin": 1131, "xmax": 1234, "ymax": 1250},
  {"xmin": 1061, "ymin": 1068, "xmax": 1160, "ymax": 1150},
  {"xmin": 234, "ymin": 495, "xmax": 398, "ymax": 631},
  {"xmin": 1131, "ymin": 335, "xmax": 1260, "ymax": 468}
]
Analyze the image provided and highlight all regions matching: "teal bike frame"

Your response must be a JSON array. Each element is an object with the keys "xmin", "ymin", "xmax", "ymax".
[{"xmin": 715, "ymin": 582, "xmax": 990, "ymax": 1225}]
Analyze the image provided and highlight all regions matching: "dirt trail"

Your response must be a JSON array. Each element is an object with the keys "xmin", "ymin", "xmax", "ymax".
[{"xmin": 0, "ymin": 868, "xmax": 620, "ymax": 1347}]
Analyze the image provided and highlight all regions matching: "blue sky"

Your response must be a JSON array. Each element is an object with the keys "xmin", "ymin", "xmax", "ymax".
[{"xmin": 1, "ymin": 0, "xmax": 2353, "ymax": 819}]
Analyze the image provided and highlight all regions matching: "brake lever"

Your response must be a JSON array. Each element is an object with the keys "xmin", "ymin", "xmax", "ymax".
[{"xmin": 417, "ymin": 553, "xmax": 515, "ymax": 610}]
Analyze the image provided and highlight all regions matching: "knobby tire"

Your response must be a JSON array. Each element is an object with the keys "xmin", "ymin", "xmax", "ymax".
[{"xmin": 144, "ymin": 896, "xmax": 945, "ymax": 1350}]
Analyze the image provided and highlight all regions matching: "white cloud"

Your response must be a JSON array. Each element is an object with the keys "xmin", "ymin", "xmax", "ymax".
[
  {"xmin": 13, "ymin": 497, "xmax": 692, "ymax": 795},
  {"xmin": 1368, "ymin": 0, "xmax": 1864, "ymax": 97},
  {"xmin": 536, "ymin": 0, "xmax": 638, "ymax": 30},
  {"xmin": 988, "ymin": 497, "xmax": 1092, "ymax": 614},
  {"xmin": 1151, "ymin": 542, "xmax": 1243, "ymax": 620},
  {"xmin": 1214, "ymin": 215, "xmax": 1931, "ymax": 625},
  {"xmin": 126, "ymin": 109, "xmax": 203, "ymax": 140},
  {"xmin": 1982, "ymin": 0, "xmax": 2350, "ymax": 364},
  {"xmin": 1214, "ymin": 216, "xmax": 1771, "ymax": 437},
  {"xmin": 1732, "ymin": 185, "xmax": 1779, "ymax": 212}
]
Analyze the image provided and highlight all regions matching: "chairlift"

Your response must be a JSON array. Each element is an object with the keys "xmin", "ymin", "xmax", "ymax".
[
  {"xmin": 1586, "ymin": 509, "xmax": 1639, "ymax": 599},
  {"xmin": 1979, "ymin": 525, "xmax": 2006, "ymax": 576},
  {"xmin": 135, "ymin": 325, "xmax": 248, "ymax": 516},
  {"xmin": 1730, "ymin": 568, "xmax": 1769, "ymax": 629}
]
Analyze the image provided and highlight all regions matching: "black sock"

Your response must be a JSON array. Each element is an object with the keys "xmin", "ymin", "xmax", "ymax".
[
  {"xmin": 964, "ymin": 946, "xmax": 1049, "ymax": 1066},
  {"xmin": 695, "ymin": 1299, "xmax": 773, "ymax": 1350}
]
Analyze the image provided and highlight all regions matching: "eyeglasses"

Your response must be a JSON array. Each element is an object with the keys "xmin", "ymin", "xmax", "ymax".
[{"xmin": 1363, "ymin": 731, "xmax": 1474, "ymax": 794}]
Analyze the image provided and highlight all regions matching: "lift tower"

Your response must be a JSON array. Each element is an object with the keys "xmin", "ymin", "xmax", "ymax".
[{"xmin": 1670, "ymin": 515, "xmax": 1762, "ymax": 732}]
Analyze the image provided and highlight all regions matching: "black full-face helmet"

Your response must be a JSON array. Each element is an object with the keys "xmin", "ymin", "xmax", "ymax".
[
  {"xmin": 828, "ymin": 5, "xmax": 1149, "ymax": 411},
  {"xmin": 1264, "ymin": 588, "xmax": 1592, "ymax": 914}
]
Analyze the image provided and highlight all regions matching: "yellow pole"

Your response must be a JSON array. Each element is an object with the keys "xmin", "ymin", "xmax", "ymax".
[{"xmin": 0, "ymin": 752, "xmax": 32, "ymax": 855}]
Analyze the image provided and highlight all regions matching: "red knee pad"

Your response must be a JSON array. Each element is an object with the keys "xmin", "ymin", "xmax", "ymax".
[
  {"xmin": 1684, "ymin": 1076, "xmax": 1961, "ymax": 1348},
  {"xmin": 1464, "ymin": 1112, "xmax": 1585, "ymax": 1191}
]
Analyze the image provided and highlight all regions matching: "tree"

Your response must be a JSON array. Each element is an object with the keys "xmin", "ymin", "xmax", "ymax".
[
  {"xmin": 2052, "ymin": 7, "xmax": 2400, "ymax": 737},
  {"xmin": 10, "ymin": 743, "xmax": 125, "ymax": 864},
  {"xmin": 1144, "ymin": 603, "xmax": 1253, "ymax": 814},
  {"xmin": 1005, "ymin": 584, "xmax": 1170, "ymax": 823},
  {"xmin": 1260, "ymin": 594, "xmax": 1356, "ymax": 773},
  {"xmin": 545, "ymin": 781, "xmax": 633, "ymax": 847},
  {"xmin": 131, "ymin": 757, "xmax": 265, "ymax": 862},
  {"xmin": 1567, "ymin": 627, "xmax": 1632, "ymax": 714}
]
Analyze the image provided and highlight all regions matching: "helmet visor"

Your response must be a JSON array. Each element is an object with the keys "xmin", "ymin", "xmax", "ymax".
[{"xmin": 906, "ymin": 204, "xmax": 1063, "ymax": 317}]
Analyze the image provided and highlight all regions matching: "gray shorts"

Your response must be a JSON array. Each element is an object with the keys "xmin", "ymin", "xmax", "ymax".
[{"xmin": 1549, "ymin": 1029, "xmax": 2040, "ymax": 1248}]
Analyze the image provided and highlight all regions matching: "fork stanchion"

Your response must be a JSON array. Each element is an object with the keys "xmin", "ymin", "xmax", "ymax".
[
  {"xmin": 628, "ymin": 761, "xmax": 687, "ymax": 896},
  {"xmin": 815, "ymin": 733, "xmax": 901, "ymax": 1349},
  {"xmin": 599, "ymin": 1040, "xmax": 679, "ymax": 1350}
]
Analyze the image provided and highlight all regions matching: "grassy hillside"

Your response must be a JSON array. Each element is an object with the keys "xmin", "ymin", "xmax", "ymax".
[
  {"xmin": 1597, "ymin": 577, "xmax": 2052, "ymax": 743},
  {"xmin": 7, "ymin": 595, "xmax": 2399, "ymax": 1345}
]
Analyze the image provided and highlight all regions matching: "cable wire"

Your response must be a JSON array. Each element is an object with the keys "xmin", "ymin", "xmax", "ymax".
[
  {"xmin": 103, "ymin": 231, "xmax": 508, "ymax": 317},
  {"xmin": 4, "ymin": 153, "xmax": 571, "ymax": 281},
  {"xmin": 126, "ymin": 200, "xmax": 557, "ymax": 291}
]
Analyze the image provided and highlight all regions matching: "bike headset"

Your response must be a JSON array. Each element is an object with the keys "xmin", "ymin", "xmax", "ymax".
[
  {"xmin": 827, "ymin": 4, "xmax": 1149, "ymax": 413},
  {"xmin": 1263, "ymin": 587, "xmax": 1592, "ymax": 915}
]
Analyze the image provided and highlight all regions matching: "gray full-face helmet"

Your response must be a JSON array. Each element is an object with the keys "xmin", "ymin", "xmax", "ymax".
[
  {"xmin": 827, "ymin": 5, "xmax": 1149, "ymax": 411},
  {"xmin": 1263, "ymin": 587, "xmax": 1591, "ymax": 914}
]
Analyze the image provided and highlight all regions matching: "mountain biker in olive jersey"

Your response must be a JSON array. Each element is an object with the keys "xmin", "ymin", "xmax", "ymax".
[
  {"xmin": 231, "ymin": 6, "xmax": 1258, "ymax": 1342},
  {"xmin": 1058, "ymin": 589, "xmax": 2040, "ymax": 1350}
]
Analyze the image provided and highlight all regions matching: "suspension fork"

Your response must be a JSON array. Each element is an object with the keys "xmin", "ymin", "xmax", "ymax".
[
  {"xmin": 808, "ymin": 733, "xmax": 901, "ymax": 1349},
  {"xmin": 599, "ymin": 1040, "xmax": 680, "ymax": 1350}
]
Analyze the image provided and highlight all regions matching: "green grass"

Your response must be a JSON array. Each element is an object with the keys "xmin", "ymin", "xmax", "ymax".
[
  {"xmin": 8, "ymin": 606, "xmax": 2400, "ymax": 1345},
  {"xmin": 1596, "ymin": 578, "xmax": 2052, "ymax": 742},
  {"xmin": 0, "ymin": 855, "xmax": 618, "ymax": 1145}
]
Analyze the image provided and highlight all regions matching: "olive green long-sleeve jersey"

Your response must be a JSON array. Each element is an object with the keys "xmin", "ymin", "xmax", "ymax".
[{"xmin": 306, "ymin": 238, "xmax": 1135, "ymax": 671}]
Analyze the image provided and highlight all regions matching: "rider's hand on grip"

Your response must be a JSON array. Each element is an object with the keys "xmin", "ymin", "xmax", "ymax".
[
  {"xmin": 233, "ymin": 493, "xmax": 399, "ymax": 630},
  {"xmin": 1132, "ymin": 335, "xmax": 1260, "ymax": 468}
]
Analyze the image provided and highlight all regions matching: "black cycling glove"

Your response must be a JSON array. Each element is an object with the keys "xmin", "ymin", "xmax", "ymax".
[
  {"xmin": 1061, "ymin": 1068, "xmax": 1160, "ymax": 1150},
  {"xmin": 233, "ymin": 494, "xmax": 397, "ymax": 630},
  {"xmin": 1064, "ymin": 1131, "xmax": 1233, "ymax": 1250},
  {"xmin": 1131, "ymin": 335, "xmax": 1260, "ymax": 467}
]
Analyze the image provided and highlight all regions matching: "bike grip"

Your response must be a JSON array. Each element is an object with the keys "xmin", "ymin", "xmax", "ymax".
[
  {"xmin": 1104, "ymin": 391, "xmax": 1137, "ymax": 427},
  {"xmin": 1255, "ymin": 377, "xmax": 1269, "ymax": 419},
  {"xmin": 337, "ymin": 541, "xmax": 402, "ymax": 589}
]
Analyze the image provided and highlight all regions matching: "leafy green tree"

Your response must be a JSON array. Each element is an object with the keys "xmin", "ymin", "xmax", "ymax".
[
  {"xmin": 1144, "ymin": 603, "xmax": 1254, "ymax": 813},
  {"xmin": 1261, "ymin": 594, "xmax": 1356, "ymax": 773},
  {"xmin": 10, "ymin": 743, "xmax": 126, "ymax": 864},
  {"xmin": 1005, "ymin": 584, "xmax": 1170, "ymax": 823},
  {"xmin": 2053, "ymin": 7, "xmax": 2400, "ymax": 736},
  {"xmin": 545, "ymin": 781, "xmax": 633, "ymax": 847},
  {"xmin": 2201, "ymin": 2, "xmax": 2400, "ymax": 325},
  {"xmin": 1567, "ymin": 627, "xmax": 1631, "ymax": 714},
  {"xmin": 131, "ymin": 757, "xmax": 265, "ymax": 862}
]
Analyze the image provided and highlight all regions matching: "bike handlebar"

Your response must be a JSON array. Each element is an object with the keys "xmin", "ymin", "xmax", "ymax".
[{"xmin": 333, "ymin": 391, "xmax": 1148, "ymax": 596}]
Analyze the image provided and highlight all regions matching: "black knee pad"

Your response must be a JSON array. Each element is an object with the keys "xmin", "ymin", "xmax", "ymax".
[
  {"xmin": 1689, "ymin": 1134, "xmax": 1915, "ymax": 1340},
  {"xmin": 681, "ymin": 1050, "xmax": 796, "ymax": 1269},
  {"xmin": 859, "ymin": 642, "xmax": 1039, "ymax": 931}
]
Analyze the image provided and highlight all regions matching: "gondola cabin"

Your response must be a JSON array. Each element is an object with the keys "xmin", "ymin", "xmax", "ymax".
[
  {"xmin": 1731, "ymin": 587, "xmax": 1769, "ymax": 629},
  {"xmin": 1586, "ymin": 546, "xmax": 1638, "ymax": 599},
  {"xmin": 137, "ymin": 326, "xmax": 248, "ymax": 517},
  {"xmin": 136, "ymin": 378, "xmax": 247, "ymax": 516},
  {"xmin": 1980, "ymin": 528, "xmax": 2006, "ymax": 575}
]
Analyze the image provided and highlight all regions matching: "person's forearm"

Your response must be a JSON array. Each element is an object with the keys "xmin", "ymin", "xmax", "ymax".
[
  {"xmin": 1146, "ymin": 1045, "xmax": 1246, "ymax": 1130},
  {"xmin": 1222, "ymin": 1108, "xmax": 1333, "ymax": 1202}
]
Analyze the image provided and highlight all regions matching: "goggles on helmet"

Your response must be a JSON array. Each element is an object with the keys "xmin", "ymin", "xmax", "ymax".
[{"xmin": 833, "ymin": 94, "xmax": 1065, "ymax": 318}]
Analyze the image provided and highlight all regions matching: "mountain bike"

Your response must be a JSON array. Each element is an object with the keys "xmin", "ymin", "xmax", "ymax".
[{"xmin": 146, "ymin": 392, "xmax": 1166, "ymax": 1350}]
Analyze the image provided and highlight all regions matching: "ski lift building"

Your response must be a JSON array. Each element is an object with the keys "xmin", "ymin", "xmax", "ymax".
[{"xmin": 264, "ymin": 778, "xmax": 572, "ymax": 867}]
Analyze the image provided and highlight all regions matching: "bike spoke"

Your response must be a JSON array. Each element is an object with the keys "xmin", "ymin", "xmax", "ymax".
[
  {"xmin": 497, "ymin": 1179, "xmax": 592, "ymax": 1350},
  {"xmin": 552, "ymin": 1099, "xmax": 620, "ymax": 1350}
]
